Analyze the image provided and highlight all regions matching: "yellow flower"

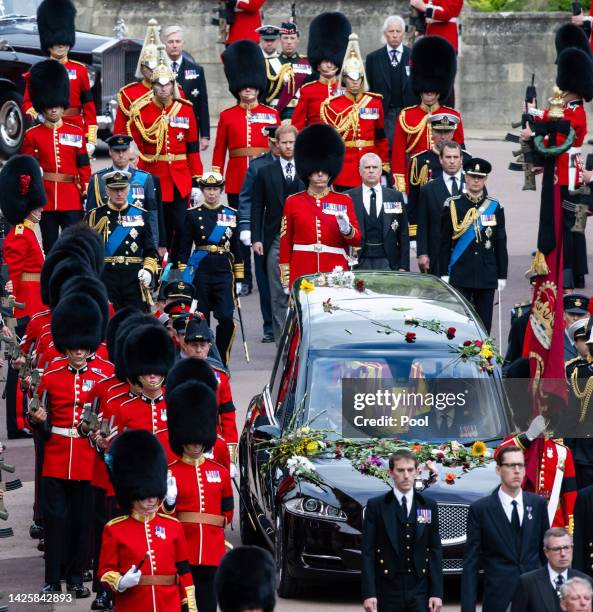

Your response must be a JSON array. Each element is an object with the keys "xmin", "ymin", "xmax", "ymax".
[
  {"xmin": 472, "ymin": 440, "xmax": 487, "ymax": 457},
  {"xmin": 306, "ymin": 441, "xmax": 319, "ymax": 453},
  {"xmin": 300, "ymin": 279, "xmax": 315, "ymax": 294},
  {"xmin": 479, "ymin": 344, "xmax": 494, "ymax": 359}
]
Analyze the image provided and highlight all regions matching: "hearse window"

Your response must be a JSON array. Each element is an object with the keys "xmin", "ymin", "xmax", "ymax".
[{"xmin": 270, "ymin": 315, "xmax": 300, "ymax": 412}]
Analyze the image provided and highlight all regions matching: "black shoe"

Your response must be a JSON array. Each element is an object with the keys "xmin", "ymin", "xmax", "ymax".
[
  {"xmin": 66, "ymin": 584, "xmax": 90, "ymax": 598},
  {"xmin": 240, "ymin": 284, "xmax": 252, "ymax": 296},
  {"xmin": 37, "ymin": 538, "xmax": 44, "ymax": 551},
  {"xmin": 40, "ymin": 583, "xmax": 61, "ymax": 594},
  {"xmin": 91, "ymin": 592, "xmax": 112, "ymax": 610},
  {"xmin": 261, "ymin": 333, "xmax": 275, "ymax": 343},
  {"xmin": 29, "ymin": 522, "xmax": 43, "ymax": 539},
  {"xmin": 575, "ymin": 274, "xmax": 586, "ymax": 289},
  {"xmin": 7, "ymin": 430, "xmax": 33, "ymax": 439},
  {"xmin": 83, "ymin": 569, "xmax": 93, "ymax": 582}
]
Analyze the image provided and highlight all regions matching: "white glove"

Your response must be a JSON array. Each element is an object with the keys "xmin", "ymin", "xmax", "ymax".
[
  {"xmin": 337, "ymin": 213, "xmax": 351, "ymax": 235},
  {"xmin": 283, "ymin": 286, "xmax": 290, "ymax": 295},
  {"xmin": 117, "ymin": 565, "xmax": 142, "ymax": 592},
  {"xmin": 165, "ymin": 471, "xmax": 177, "ymax": 506},
  {"xmin": 526, "ymin": 415, "xmax": 547, "ymax": 442},
  {"xmin": 440, "ymin": 276, "xmax": 449, "ymax": 284},
  {"xmin": 138, "ymin": 269, "xmax": 152, "ymax": 288},
  {"xmin": 410, "ymin": 240, "xmax": 417, "ymax": 252},
  {"xmin": 86, "ymin": 142, "xmax": 96, "ymax": 156},
  {"xmin": 240, "ymin": 230, "xmax": 252, "ymax": 246},
  {"xmin": 191, "ymin": 187, "xmax": 200, "ymax": 203},
  {"xmin": 498, "ymin": 279, "xmax": 507, "ymax": 291},
  {"xmin": 235, "ymin": 282, "xmax": 242, "ymax": 295},
  {"xmin": 230, "ymin": 462, "xmax": 238, "ymax": 478},
  {"xmin": 36, "ymin": 113, "xmax": 45, "ymax": 124}
]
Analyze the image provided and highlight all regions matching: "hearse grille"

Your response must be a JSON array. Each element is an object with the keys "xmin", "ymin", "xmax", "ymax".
[{"xmin": 437, "ymin": 503, "xmax": 469, "ymax": 545}]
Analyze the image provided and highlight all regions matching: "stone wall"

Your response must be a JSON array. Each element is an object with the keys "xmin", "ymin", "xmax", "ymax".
[{"xmin": 74, "ymin": 1, "xmax": 576, "ymax": 131}]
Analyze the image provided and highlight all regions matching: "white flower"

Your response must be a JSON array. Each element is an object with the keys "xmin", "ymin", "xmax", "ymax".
[
  {"xmin": 333, "ymin": 266, "xmax": 344, "ymax": 273},
  {"xmin": 450, "ymin": 441, "xmax": 463, "ymax": 453},
  {"xmin": 286, "ymin": 455, "xmax": 316, "ymax": 476}
]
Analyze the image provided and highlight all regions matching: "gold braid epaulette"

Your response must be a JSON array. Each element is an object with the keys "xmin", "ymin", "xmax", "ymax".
[
  {"xmin": 409, "ymin": 156, "xmax": 431, "ymax": 187},
  {"xmin": 90, "ymin": 213, "xmax": 110, "ymax": 243},
  {"xmin": 320, "ymin": 94, "xmax": 372, "ymax": 139},
  {"xmin": 266, "ymin": 62, "xmax": 295, "ymax": 103},
  {"xmin": 570, "ymin": 368, "xmax": 593, "ymax": 422},
  {"xmin": 449, "ymin": 199, "xmax": 480, "ymax": 241},
  {"xmin": 398, "ymin": 110, "xmax": 430, "ymax": 153}
]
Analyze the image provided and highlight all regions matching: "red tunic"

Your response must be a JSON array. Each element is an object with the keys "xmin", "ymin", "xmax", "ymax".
[
  {"xmin": 320, "ymin": 92, "xmax": 389, "ymax": 188},
  {"xmin": 213, "ymin": 366, "xmax": 237, "ymax": 445},
  {"xmin": 425, "ymin": 0, "xmax": 463, "ymax": 52},
  {"xmin": 212, "ymin": 102, "xmax": 279, "ymax": 194},
  {"xmin": 99, "ymin": 512, "xmax": 197, "ymax": 612},
  {"xmin": 39, "ymin": 341, "xmax": 110, "ymax": 372},
  {"xmin": 38, "ymin": 355, "xmax": 113, "ymax": 480},
  {"xmin": 113, "ymin": 79, "xmax": 152, "ymax": 136},
  {"xmin": 20, "ymin": 309, "xmax": 51, "ymax": 355},
  {"xmin": 23, "ymin": 58, "xmax": 98, "ymax": 143},
  {"xmin": 392, "ymin": 104, "xmax": 464, "ymax": 192},
  {"xmin": 3, "ymin": 220, "xmax": 44, "ymax": 318},
  {"xmin": 21, "ymin": 120, "xmax": 91, "ymax": 211},
  {"xmin": 165, "ymin": 455, "xmax": 233, "ymax": 566},
  {"xmin": 292, "ymin": 77, "xmax": 344, "ymax": 131},
  {"xmin": 226, "ymin": 0, "xmax": 265, "ymax": 44},
  {"xmin": 279, "ymin": 190, "xmax": 361, "ymax": 288},
  {"xmin": 128, "ymin": 97, "xmax": 202, "ymax": 201}
]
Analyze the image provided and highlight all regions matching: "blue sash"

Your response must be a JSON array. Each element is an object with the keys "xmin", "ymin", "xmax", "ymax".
[
  {"xmin": 104, "ymin": 206, "xmax": 143, "ymax": 257},
  {"xmin": 181, "ymin": 207, "xmax": 235, "ymax": 282},
  {"xmin": 448, "ymin": 199, "xmax": 499, "ymax": 274}
]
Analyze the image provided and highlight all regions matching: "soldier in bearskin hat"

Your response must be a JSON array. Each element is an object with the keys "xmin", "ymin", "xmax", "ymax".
[
  {"xmin": 21, "ymin": 60, "xmax": 91, "ymax": 251},
  {"xmin": 99, "ymin": 429, "xmax": 197, "ymax": 612},
  {"xmin": 163, "ymin": 381, "xmax": 233, "ymax": 612},
  {"xmin": 29, "ymin": 288, "xmax": 113, "ymax": 596},
  {"xmin": 22, "ymin": 0, "xmax": 97, "ymax": 153},
  {"xmin": 279, "ymin": 123, "xmax": 361, "ymax": 289},
  {"xmin": 291, "ymin": 12, "xmax": 352, "ymax": 130},
  {"xmin": 215, "ymin": 545, "xmax": 277, "ymax": 612}
]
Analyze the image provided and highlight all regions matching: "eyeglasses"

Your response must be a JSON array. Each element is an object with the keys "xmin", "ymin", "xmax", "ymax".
[
  {"xmin": 501, "ymin": 463, "xmax": 526, "ymax": 470},
  {"xmin": 546, "ymin": 545, "xmax": 574, "ymax": 553}
]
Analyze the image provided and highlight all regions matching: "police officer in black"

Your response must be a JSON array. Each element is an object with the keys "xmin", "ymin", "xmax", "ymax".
[
  {"xmin": 439, "ymin": 158, "xmax": 508, "ymax": 334},
  {"xmin": 177, "ymin": 172, "xmax": 243, "ymax": 366},
  {"xmin": 86, "ymin": 170, "xmax": 158, "ymax": 311}
]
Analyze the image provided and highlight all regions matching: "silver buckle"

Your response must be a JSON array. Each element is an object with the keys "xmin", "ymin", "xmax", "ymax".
[{"xmin": 313, "ymin": 244, "xmax": 323, "ymax": 253}]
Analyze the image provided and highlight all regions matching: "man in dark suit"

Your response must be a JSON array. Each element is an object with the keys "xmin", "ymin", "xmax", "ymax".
[
  {"xmin": 252, "ymin": 124, "xmax": 304, "ymax": 343},
  {"xmin": 417, "ymin": 140, "xmax": 464, "ymax": 276},
  {"xmin": 348, "ymin": 152, "xmax": 409, "ymax": 271},
  {"xmin": 461, "ymin": 445, "xmax": 550, "ymax": 612},
  {"xmin": 164, "ymin": 25, "xmax": 210, "ymax": 151},
  {"xmin": 362, "ymin": 449, "xmax": 443, "ymax": 612},
  {"xmin": 365, "ymin": 15, "xmax": 417, "ymax": 154},
  {"xmin": 573, "ymin": 485, "xmax": 593, "ymax": 579},
  {"xmin": 563, "ymin": 294, "xmax": 590, "ymax": 361},
  {"xmin": 512, "ymin": 527, "xmax": 593, "ymax": 612}
]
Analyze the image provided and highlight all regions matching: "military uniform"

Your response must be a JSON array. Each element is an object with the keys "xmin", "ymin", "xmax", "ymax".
[
  {"xmin": 424, "ymin": 0, "xmax": 463, "ymax": 52},
  {"xmin": 292, "ymin": 77, "xmax": 344, "ymax": 130},
  {"xmin": 226, "ymin": 0, "xmax": 265, "ymax": 45}
]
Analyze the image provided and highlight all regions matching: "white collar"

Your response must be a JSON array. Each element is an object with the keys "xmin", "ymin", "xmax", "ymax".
[
  {"xmin": 498, "ymin": 487, "xmax": 523, "ymax": 508},
  {"xmin": 393, "ymin": 487, "xmax": 413, "ymax": 506},
  {"xmin": 445, "ymin": 171, "xmax": 462, "ymax": 182},
  {"xmin": 387, "ymin": 43, "xmax": 404, "ymax": 55},
  {"xmin": 363, "ymin": 183, "xmax": 381, "ymax": 193},
  {"xmin": 279, "ymin": 157, "xmax": 294, "ymax": 168},
  {"xmin": 547, "ymin": 564, "xmax": 568, "ymax": 584}
]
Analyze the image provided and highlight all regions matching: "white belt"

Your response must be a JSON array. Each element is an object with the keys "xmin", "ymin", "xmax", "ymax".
[
  {"xmin": 293, "ymin": 243, "xmax": 347, "ymax": 257},
  {"xmin": 51, "ymin": 426, "xmax": 80, "ymax": 438},
  {"xmin": 427, "ymin": 16, "xmax": 458, "ymax": 24}
]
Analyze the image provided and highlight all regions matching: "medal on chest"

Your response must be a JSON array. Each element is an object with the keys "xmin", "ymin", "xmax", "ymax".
[
  {"xmin": 206, "ymin": 469, "xmax": 221, "ymax": 483},
  {"xmin": 155, "ymin": 525, "xmax": 167, "ymax": 539}
]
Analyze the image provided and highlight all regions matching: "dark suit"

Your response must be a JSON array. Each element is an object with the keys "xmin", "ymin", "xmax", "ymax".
[
  {"xmin": 416, "ymin": 175, "xmax": 461, "ymax": 277},
  {"xmin": 511, "ymin": 566, "xmax": 593, "ymax": 612},
  {"xmin": 174, "ymin": 55, "xmax": 210, "ymax": 139},
  {"xmin": 573, "ymin": 485, "xmax": 593, "ymax": 578},
  {"xmin": 362, "ymin": 489, "xmax": 443, "ymax": 612},
  {"xmin": 365, "ymin": 45, "xmax": 417, "ymax": 151},
  {"xmin": 348, "ymin": 186, "xmax": 409, "ymax": 271},
  {"xmin": 461, "ymin": 488, "xmax": 549, "ymax": 612}
]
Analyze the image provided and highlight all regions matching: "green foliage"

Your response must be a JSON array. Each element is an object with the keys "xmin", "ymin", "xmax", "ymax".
[{"xmin": 468, "ymin": 0, "xmax": 591, "ymax": 10}]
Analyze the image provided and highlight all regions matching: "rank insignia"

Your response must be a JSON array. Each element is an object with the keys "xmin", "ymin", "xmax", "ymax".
[
  {"xmin": 484, "ymin": 240, "xmax": 492, "ymax": 250},
  {"xmin": 416, "ymin": 508, "xmax": 431, "ymax": 524},
  {"xmin": 390, "ymin": 219, "xmax": 399, "ymax": 232},
  {"xmin": 485, "ymin": 227, "xmax": 493, "ymax": 238},
  {"xmin": 191, "ymin": 89, "xmax": 198, "ymax": 97},
  {"xmin": 155, "ymin": 525, "xmax": 166, "ymax": 539},
  {"xmin": 130, "ymin": 228, "xmax": 139, "ymax": 239},
  {"xmin": 130, "ymin": 242, "xmax": 138, "ymax": 253},
  {"xmin": 206, "ymin": 470, "xmax": 221, "ymax": 483}
]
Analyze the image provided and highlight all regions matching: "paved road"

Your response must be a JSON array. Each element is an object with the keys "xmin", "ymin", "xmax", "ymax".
[{"xmin": 0, "ymin": 136, "xmax": 592, "ymax": 611}]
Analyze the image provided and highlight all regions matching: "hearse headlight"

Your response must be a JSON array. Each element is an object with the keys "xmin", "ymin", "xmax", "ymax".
[{"xmin": 285, "ymin": 497, "xmax": 347, "ymax": 521}]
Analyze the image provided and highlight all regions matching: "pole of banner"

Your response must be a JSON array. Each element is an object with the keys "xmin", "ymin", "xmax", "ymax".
[{"xmin": 498, "ymin": 290, "xmax": 503, "ymax": 352}]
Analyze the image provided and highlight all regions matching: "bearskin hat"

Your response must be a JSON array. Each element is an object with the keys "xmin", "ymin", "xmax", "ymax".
[
  {"xmin": 123, "ymin": 323, "xmax": 175, "ymax": 383},
  {"xmin": 106, "ymin": 430, "xmax": 167, "ymax": 510},
  {"xmin": 37, "ymin": 0, "xmax": 76, "ymax": 52},
  {"xmin": 41, "ymin": 253, "xmax": 85, "ymax": 307},
  {"xmin": 167, "ymin": 382, "xmax": 218, "ymax": 455},
  {"xmin": 557, "ymin": 47, "xmax": 593, "ymax": 102},
  {"xmin": 294, "ymin": 123, "xmax": 344, "ymax": 184},
  {"xmin": 29, "ymin": 60, "xmax": 70, "ymax": 113},
  {"xmin": 222, "ymin": 40, "xmax": 267, "ymax": 100},
  {"xmin": 164, "ymin": 358, "xmax": 218, "ymax": 402},
  {"xmin": 555, "ymin": 24, "xmax": 593, "ymax": 59},
  {"xmin": 307, "ymin": 12, "xmax": 352, "ymax": 70},
  {"xmin": 0, "ymin": 155, "xmax": 46, "ymax": 226},
  {"xmin": 58, "ymin": 224, "xmax": 105, "ymax": 276},
  {"xmin": 59, "ymin": 275, "xmax": 110, "ymax": 337},
  {"xmin": 215, "ymin": 546, "xmax": 277, "ymax": 612},
  {"xmin": 105, "ymin": 307, "xmax": 142, "ymax": 363},
  {"xmin": 410, "ymin": 36, "xmax": 456, "ymax": 99},
  {"xmin": 113, "ymin": 313, "xmax": 160, "ymax": 381},
  {"xmin": 51, "ymin": 292, "xmax": 105, "ymax": 353}
]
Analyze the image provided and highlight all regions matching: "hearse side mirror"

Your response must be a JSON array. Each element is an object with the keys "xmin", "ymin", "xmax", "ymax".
[{"xmin": 253, "ymin": 424, "xmax": 281, "ymax": 442}]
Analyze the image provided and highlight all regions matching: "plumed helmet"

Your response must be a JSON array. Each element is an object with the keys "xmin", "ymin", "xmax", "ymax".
[
  {"xmin": 410, "ymin": 36, "xmax": 457, "ymax": 99},
  {"xmin": 222, "ymin": 40, "xmax": 267, "ymax": 100},
  {"xmin": 167, "ymin": 381, "xmax": 218, "ymax": 455},
  {"xmin": 307, "ymin": 12, "xmax": 352, "ymax": 71},
  {"xmin": 123, "ymin": 323, "xmax": 175, "ymax": 384},
  {"xmin": 51, "ymin": 292, "xmax": 105, "ymax": 353},
  {"xmin": 106, "ymin": 430, "xmax": 167, "ymax": 510},
  {"xmin": 215, "ymin": 546, "xmax": 277, "ymax": 612},
  {"xmin": 135, "ymin": 18, "xmax": 162, "ymax": 79},
  {"xmin": 294, "ymin": 123, "xmax": 344, "ymax": 184},
  {"xmin": 28, "ymin": 60, "xmax": 70, "ymax": 113},
  {"xmin": 37, "ymin": 0, "xmax": 76, "ymax": 52},
  {"xmin": 557, "ymin": 47, "xmax": 593, "ymax": 101},
  {"xmin": 0, "ymin": 155, "xmax": 46, "ymax": 225},
  {"xmin": 339, "ymin": 33, "xmax": 368, "ymax": 89}
]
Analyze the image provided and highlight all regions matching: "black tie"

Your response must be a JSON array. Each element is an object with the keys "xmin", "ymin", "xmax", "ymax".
[
  {"xmin": 400, "ymin": 495, "xmax": 408, "ymax": 520},
  {"xmin": 390, "ymin": 49, "xmax": 398, "ymax": 67},
  {"xmin": 554, "ymin": 574, "xmax": 564, "ymax": 597},
  {"xmin": 171, "ymin": 61, "xmax": 178, "ymax": 74},
  {"xmin": 511, "ymin": 500, "xmax": 521, "ymax": 534},
  {"xmin": 369, "ymin": 187, "xmax": 377, "ymax": 218},
  {"xmin": 285, "ymin": 161, "xmax": 293, "ymax": 182},
  {"xmin": 451, "ymin": 176, "xmax": 459, "ymax": 196}
]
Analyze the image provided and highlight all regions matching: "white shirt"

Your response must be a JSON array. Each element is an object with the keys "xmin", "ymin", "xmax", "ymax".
[
  {"xmin": 498, "ymin": 488, "xmax": 524, "ymax": 525},
  {"xmin": 169, "ymin": 56, "xmax": 182, "ymax": 74},
  {"xmin": 362, "ymin": 183, "xmax": 383, "ymax": 217},
  {"xmin": 279, "ymin": 157, "xmax": 295, "ymax": 180},
  {"xmin": 393, "ymin": 487, "xmax": 413, "ymax": 518},
  {"xmin": 547, "ymin": 564, "xmax": 568, "ymax": 591},
  {"xmin": 386, "ymin": 43, "xmax": 404, "ymax": 64},
  {"xmin": 444, "ymin": 171, "xmax": 463, "ymax": 196}
]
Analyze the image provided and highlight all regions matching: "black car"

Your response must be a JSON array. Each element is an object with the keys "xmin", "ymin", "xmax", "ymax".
[
  {"xmin": 239, "ymin": 271, "xmax": 513, "ymax": 597},
  {"xmin": 0, "ymin": 0, "xmax": 141, "ymax": 156}
]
